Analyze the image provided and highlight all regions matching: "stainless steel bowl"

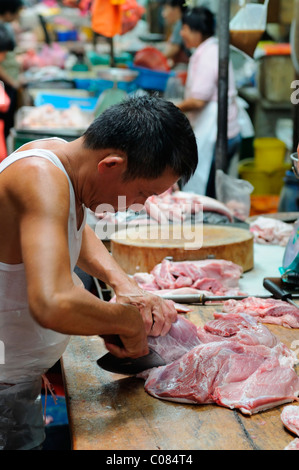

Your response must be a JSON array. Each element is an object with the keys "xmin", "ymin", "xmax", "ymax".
[{"xmin": 96, "ymin": 67, "xmax": 139, "ymax": 83}]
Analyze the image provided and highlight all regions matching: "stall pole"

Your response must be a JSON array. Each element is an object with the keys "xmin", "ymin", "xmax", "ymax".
[
  {"xmin": 292, "ymin": 0, "xmax": 299, "ymax": 152},
  {"xmin": 215, "ymin": 0, "xmax": 231, "ymax": 172}
]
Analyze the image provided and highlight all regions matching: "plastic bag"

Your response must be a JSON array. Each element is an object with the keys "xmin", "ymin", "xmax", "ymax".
[
  {"xmin": 216, "ymin": 169, "xmax": 254, "ymax": 221},
  {"xmin": 230, "ymin": 0, "xmax": 269, "ymax": 57},
  {"xmin": 133, "ymin": 46, "xmax": 170, "ymax": 71},
  {"xmin": 0, "ymin": 378, "xmax": 44, "ymax": 450},
  {"xmin": 121, "ymin": 0, "xmax": 145, "ymax": 35}
]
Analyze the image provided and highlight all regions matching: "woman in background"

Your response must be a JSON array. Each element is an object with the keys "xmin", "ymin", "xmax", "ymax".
[
  {"xmin": 162, "ymin": 0, "xmax": 190, "ymax": 68},
  {"xmin": 176, "ymin": 7, "xmax": 241, "ymax": 197}
]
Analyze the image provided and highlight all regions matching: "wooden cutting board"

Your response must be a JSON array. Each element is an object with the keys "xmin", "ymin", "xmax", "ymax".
[{"xmin": 110, "ymin": 224, "xmax": 254, "ymax": 274}]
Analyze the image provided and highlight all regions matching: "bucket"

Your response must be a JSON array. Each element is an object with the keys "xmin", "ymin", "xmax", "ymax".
[
  {"xmin": 253, "ymin": 137, "xmax": 286, "ymax": 171},
  {"xmin": 238, "ymin": 158, "xmax": 290, "ymax": 195}
]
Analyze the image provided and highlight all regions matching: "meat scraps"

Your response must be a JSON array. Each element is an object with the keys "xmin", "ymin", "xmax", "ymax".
[
  {"xmin": 284, "ymin": 438, "xmax": 299, "ymax": 450},
  {"xmin": 281, "ymin": 405, "xmax": 299, "ymax": 436},
  {"xmin": 249, "ymin": 216, "xmax": 293, "ymax": 246},
  {"xmin": 222, "ymin": 297, "xmax": 299, "ymax": 329},
  {"xmin": 134, "ymin": 258, "xmax": 243, "ymax": 295},
  {"xmin": 141, "ymin": 313, "xmax": 299, "ymax": 415}
]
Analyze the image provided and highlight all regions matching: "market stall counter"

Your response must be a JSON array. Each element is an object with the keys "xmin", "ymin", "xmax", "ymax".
[{"xmin": 61, "ymin": 244, "xmax": 299, "ymax": 450}]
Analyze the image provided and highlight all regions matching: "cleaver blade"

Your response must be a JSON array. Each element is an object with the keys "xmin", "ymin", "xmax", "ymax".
[{"xmin": 97, "ymin": 348, "xmax": 166, "ymax": 375}]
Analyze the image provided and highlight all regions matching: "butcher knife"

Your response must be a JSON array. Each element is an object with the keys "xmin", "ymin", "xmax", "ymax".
[
  {"xmin": 158, "ymin": 292, "xmax": 272, "ymax": 304},
  {"xmin": 263, "ymin": 277, "xmax": 299, "ymax": 310},
  {"xmin": 97, "ymin": 348, "xmax": 166, "ymax": 375},
  {"xmin": 159, "ymin": 289, "xmax": 299, "ymax": 305},
  {"xmin": 97, "ymin": 334, "xmax": 166, "ymax": 375}
]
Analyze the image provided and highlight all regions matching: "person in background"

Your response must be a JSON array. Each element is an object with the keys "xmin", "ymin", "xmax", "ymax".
[
  {"xmin": 0, "ymin": 95, "xmax": 198, "ymax": 450},
  {"xmin": 162, "ymin": 0, "xmax": 190, "ymax": 68},
  {"xmin": 176, "ymin": 7, "xmax": 241, "ymax": 197},
  {"xmin": 0, "ymin": 24, "xmax": 14, "ymax": 160},
  {"xmin": 0, "ymin": 0, "xmax": 24, "ymax": 140}
]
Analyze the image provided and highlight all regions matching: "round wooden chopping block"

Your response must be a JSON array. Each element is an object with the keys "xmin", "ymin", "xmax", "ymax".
[{"xmin": 110, "ymin": 224, "xmax": 254, "ymax": 274}]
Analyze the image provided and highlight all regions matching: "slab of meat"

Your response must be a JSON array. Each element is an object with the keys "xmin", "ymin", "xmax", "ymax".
[
  {"xmin": 197, "ymin": 312, "xmax": 278, "ymax": 349},
  {"xmin": 222, "ymin": 297, "xmax": 299, "ymax": 329},
  {"xmin": 142, "ymin": 313, "xmax": 299, "ymax": 414},
  {"xmin": 284, "ymin": 438, "xmax": 299, "ymax": 450},
  {"xmin": 148, "ymin": 316, "xmax": 201, "ymax": 366},
  {"xmin": 281, "ymin": 405, "xmax": 299, "ymax": 436},
  {"xmin": 249, "ymin": 216, "xmax": 293, "ymax": 246}
]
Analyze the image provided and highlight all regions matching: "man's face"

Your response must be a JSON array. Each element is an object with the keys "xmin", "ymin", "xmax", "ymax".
[{"xmin": 94, "ymin": 167, "xmax": 179, "ymax": 214}]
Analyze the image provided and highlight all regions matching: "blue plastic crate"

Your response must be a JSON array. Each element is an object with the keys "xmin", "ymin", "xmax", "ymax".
[
  {"xmin": 130, "ymin": 65, "xmax": 174, "ymax": 92},
  {"xmin": 34, "ymin": 93, "xmax": 98, "ymax": 111},
  {"xmin": 74, "ymin": 78, "xmax": 138, "ymax": 96}
]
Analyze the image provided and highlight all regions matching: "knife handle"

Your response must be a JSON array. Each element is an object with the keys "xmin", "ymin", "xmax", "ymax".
[
  {"xmin": 263, "ymin": 277, "xmax": 292, "ymax": 300},
  {"xmin": 100, "ymin": 335, "xmax": 124, "ymax": 347}
]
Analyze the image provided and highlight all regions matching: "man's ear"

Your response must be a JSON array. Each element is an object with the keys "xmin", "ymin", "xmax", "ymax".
[{"xmin": 97, "ymin": 154, "xmax": 126, "ymax": 174}]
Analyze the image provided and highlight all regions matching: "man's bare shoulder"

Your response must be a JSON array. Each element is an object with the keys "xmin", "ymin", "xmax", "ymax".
[{"xmin": 0, "ymin": 156, "xmax": 70, "ymax": 212}]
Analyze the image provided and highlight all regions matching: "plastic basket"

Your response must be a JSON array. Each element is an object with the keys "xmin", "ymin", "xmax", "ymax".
[
  {"xmin": 34, "ymin": 93, "xmax": 98, "ymax": 111},
  {"xmin": 253, "ymin": 137, "xmax": 286, "ymax": 171},
  {"xmin": 130, "ymin": 65, "xmax": 174, "ymax": 92},
  {"xmin": 74, "ymin": 78, "xmax": 137, "ymax": 96},
  {"xmin": 238, "ymin": 158, "xmax": 290, "ymax": 195}
]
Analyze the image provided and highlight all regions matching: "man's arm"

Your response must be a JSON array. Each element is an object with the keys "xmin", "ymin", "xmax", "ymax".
[
  {"xmin": 12, "ymin": 158, "xmax": 148, "ymax": 359},
  {"xmin": 77, "ymin": 224, "xmax": 178, "ymax": 337}
]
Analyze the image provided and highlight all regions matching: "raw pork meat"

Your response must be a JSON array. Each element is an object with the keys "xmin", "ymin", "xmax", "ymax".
[
  {"xmin": 134, "ymin": 258, "xmax": 243, "ymax": 295},
  {"xmin": 197, "ymin": 312, "xmax": 278, "ymax": 349},
  {"xmin": 222, "ymin": 297, "xmax": 299, "ymax": 329},
  {"xmin": 145, "ymin": 191, "xmax": 234, "ymax": 224},
  {"xmin": 281, "ymin": 405, "xmax": 299, "ymax": 436},
  {"xmin": 148, "ymin": 316, "xmax": 201, "ymax": 366},
  {"xmin": 249, "ymin": 216, "xmax": 293, "ymax": 246},
  {"xmin": 284, "ymin": 438, "xmax": 299, "ymax": 450},
  {"xmin": 142, "ymin": 313, "xmax": 299, "ymax": 415}
]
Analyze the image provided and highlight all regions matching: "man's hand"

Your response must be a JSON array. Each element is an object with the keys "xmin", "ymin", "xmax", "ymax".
[
  {"xmin": 101, "ymin": 304, "xmax": 149, "ymax": 358},
  {"xmin": 115, "ymin": 282, "xmax": 178, "ymax": 337}
]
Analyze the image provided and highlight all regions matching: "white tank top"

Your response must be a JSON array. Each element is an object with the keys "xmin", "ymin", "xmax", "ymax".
[{"xmin": 0, "ymin": 139, "xmax": 86, "ymax": 383}]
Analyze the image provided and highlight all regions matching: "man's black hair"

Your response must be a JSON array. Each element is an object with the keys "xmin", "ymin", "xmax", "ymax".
[
  {"xmin": 164, "ymin": 0, "xmax": 188, "ymax": 14},
  {"xmin": 0, "ymin": 0, "xmax": 24, "ymax": 16},
  {"xmin": 0, "ymin": 24, "xmax": 15, "ymax": 52},
  {"xmin": 182, "ymin": 6, "xmax": 215, "ymax": 38},
  {"xmin": 83, "ymin": 95, "xmax": 198, "ymax": 185}
]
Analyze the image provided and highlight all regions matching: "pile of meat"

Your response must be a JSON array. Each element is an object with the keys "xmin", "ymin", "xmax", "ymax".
[
  {"xmin": 133, "ymin": 258, "xmax": 244, "ymax": 297},
  {"xmin": 18, "ymin": 104, "xmax": 92, "ymax": 130},
  {"xmin": 141, "ymin": 314, "xmax": 299, "ymax": 416},
  {"xmin": 144, "ymin": 190, "xmax": 234, "ymax": 224},
  {"xmin": 222, "ymin": 297, "xmax": 299, "ymax": 329},
  {"xmin": 95, "ymin": 190, "xmax": 235, "ymax": 231},
  {"xmin": 249, "ymin": 216, "xmax": 293, "ymax": 246},
  {"xmin": 281, "ymin": 405, "xmax": 299, "ymax": 450}
]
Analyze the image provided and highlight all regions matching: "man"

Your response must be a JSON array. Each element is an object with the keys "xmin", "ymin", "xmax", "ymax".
[{"xmin": 0, "ymin": 95, "xmax": 198, "ymax": 449}]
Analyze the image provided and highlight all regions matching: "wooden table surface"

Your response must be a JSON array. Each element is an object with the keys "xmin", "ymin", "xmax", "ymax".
[{"xmin": 61, "ymin": 304, "xmax": 299, "ymax": 451}]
